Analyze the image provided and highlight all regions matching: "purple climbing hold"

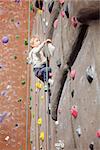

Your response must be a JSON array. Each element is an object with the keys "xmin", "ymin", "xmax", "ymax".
[
  {"xmin": 0, "ymin": 112, "xmax": 8, "ymax": 123},
  {"xmin": 15, "ymin": 0, "xmax": 20, "ymax": 3},
  {"xmin": 2, "ymin": 36, "xmax": 9, "ymax": 44}
]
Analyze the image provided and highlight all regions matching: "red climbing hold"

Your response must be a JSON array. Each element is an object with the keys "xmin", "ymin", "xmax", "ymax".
[
  {"xmin": 71, "ymin": 106, "xmax": 78, "ymax": 118},
  {"xmin": 96, "ymin": 129, "xmax": 100, "ymax": 138},
  {"xmin": 61, "ymin": 10, "xmax": 65, "ymax": 17},
  {"xmin": 59, "ymin": 0, "xmax": 64, "ymax": 4},
  {"xmin": 71, "ymin": 16, "xmax": 78, "ymax": 28},
  {"xmin": 70, "ymin": 69, "xmax": 76, "ymax": 80},
  {"xmin": 54, "ymin": 19, "xmax": 58, "ymax": 29}
]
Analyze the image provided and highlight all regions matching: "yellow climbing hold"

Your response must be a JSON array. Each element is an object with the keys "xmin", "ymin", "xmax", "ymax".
[
  {"xmin": 37, "ymin": 9, "xmax": 42, "ymax": 14},
  {"xmin": 40, "ymin": 96, "xmax": 44, "ymax": 101},
  {"xmin": 40, "ymin": 131, "xmax": 44, "ymax": 141},
  {"xmin": 35, "ymin": 82, "xmax": 42, "ymax": 89},
  {"xmin": 38, "ymin": 117, "xmax": 42, "ymax": 126}
]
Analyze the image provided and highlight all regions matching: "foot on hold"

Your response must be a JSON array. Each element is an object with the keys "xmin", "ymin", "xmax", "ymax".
[{"xmin": 48, "ymin": 78, "xmax": 54, "ymax": 86}]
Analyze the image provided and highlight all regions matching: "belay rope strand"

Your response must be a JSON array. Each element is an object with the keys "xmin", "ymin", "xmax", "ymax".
[{"xmin": 26, "ymin": 0, "xmax": 31, "ymax": 150}]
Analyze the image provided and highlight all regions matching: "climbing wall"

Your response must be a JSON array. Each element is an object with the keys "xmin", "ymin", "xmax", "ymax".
[
  {"xmin": 30, "ymin": 1, "xmax": 100, "ymax": 150},
  {"xmin": 0, "ymin": 1, "xmax": 33, "ymax": 150}
]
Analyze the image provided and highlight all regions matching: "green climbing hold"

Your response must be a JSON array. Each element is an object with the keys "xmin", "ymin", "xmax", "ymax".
[
  {"xmin": 30, "ymin": 3, "xmax": 33, "ymax": 11},
  {"xmin": 30, "ymin": 88, "xmax": 33, "ymax": 92},
  {"xmin": 16, "ymin": 35, "xmax": 20, "ymax": 39},
  {"xmin": 30, "ymin": 141, "xmax": 33, "ymax": 144},
  {"xmin": 18, "ymin": 98, "xmax": 22, "ymax": 102},
  {"xmin": 21, "ymin": 80, "xmax": 26, "ymax": 85},
  {"xmin": 24, "ymin": 39, "xmax": 28, "ymax": 46},
  {"xmin": 30, "ymin": 96, "xmax": 32, "ymax": 101}
]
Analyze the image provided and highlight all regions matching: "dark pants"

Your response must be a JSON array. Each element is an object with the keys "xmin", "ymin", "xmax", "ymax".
[
  {"xmin": 35, "ymin": 0, "xmax": 43, "ymax": 10},
  {"xmin": 34, "ymin": 64, "xmax": 52, "ymax": 82}
]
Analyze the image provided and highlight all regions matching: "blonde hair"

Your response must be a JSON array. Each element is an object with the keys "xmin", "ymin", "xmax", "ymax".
[{"xmin": 30, "ymin": 35, "xmax": 40, "ymax": 48}]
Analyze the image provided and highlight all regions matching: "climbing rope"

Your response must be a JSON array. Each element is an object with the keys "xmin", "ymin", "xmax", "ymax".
[{"xmin": 26, "ymin": 0, "xmax": 31, "ymax": 150}]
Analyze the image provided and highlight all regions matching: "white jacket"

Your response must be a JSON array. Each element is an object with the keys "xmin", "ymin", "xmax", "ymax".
[{"xmin": 27, "ymin": 42, "xmax": 55, "ymax": 68}]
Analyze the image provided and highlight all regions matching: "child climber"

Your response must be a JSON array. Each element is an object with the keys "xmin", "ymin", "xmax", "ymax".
[{"xmin": 27, "ymin": 36, "xmax": 55, "ymax": 84}]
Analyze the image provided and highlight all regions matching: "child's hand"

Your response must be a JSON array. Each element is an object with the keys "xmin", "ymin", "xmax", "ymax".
[{"xmin": 46, "ymin": 39, "xmax": 52, "ymax": 43}]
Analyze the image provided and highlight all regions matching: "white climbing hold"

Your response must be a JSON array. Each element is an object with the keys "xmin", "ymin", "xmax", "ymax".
[
  {"xmin": 45, "ymin": 21, "xmax": 48, "ymax": 26},
  {"xmin": 76, "ymin": 126, "xmax": 82, "ymax": 137},
  {"xmin": 55, "ymin": 121, "xmax": 59, "ymax": 125},
  {"xmin": 5, "ymin": 136, "xmax": 10, "ymax": 141},
  {"xmin": 86, "ymin": 65, "xmax": 94, "ymax": 83}
]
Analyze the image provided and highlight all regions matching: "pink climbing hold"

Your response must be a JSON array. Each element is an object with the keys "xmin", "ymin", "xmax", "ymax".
[
  {"xmin": 96, "ymin": 129, "xmax": 100, "ymax": 138},
  {"xmin": 71, "ymin": 16, "xmax": 78, "ymax": 28},
  {"xmin": 71, "ymin": 106, "xmax": 78, "ymax": 118},
  {"xmin": 54, "ymin": 19, "xmax": 58, "ymax": 29},
  {"xmin": 61, "ymin": 10, "xmax": 65, "ymax": 17},
  {"xmin": 59, "ymin": 0, "xmax": 64, "ymax": 4},
  {"xmin": 70, "ymin": 69, "xmax": 76, "ymax": 80}
]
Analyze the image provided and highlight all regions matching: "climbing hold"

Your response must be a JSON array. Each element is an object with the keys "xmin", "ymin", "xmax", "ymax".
[
  {"xmin": 55, "ymin": 121, "xmax": 59, "ymax": 125},
  {"xmin": 44, "ymin": 85, "xmax": 48, "ymax": 92},
  {"xmin": 15, "ymin": 0, "xmax": 20, "ymax": 3},
  {"xmin": 24, "ymin": 39, "xmax": 28, "ymax": 46},
  {"xmin": 96, "ymin": 129, "xmax": 100, "ymax": 138},
  {"xmin": 13, "ymin": 55, "xmax": 17, "ymax": 60},
  {"xmin": 71, "ymin": 16, "xmax": 78, "ymax": 28},
  {"xmin": 86, "ymin": 66, "xmax": 94, "ymax": 83},
  {"xmin": 71, "ymin": 105, "xmax": 78, "ymax": 118},
  {"xmin": 89, "ymin": 142, "xmax": 94, "ymax": 150},
  {"xmin": 48, "ymin": 0, "xmax": 54, "ymax": 13},
  {"xmin": 16, "ymin": 35, "xmax": 20, "ymax": 39},
  {"xmin": 56, "ymin": 59, "xmax": 61, "ymax": 68},
  {"xmin": 64, "ymin": 4, "xmax": 69, "ymax": 18},
  {"xmin": 55, "ymin": 140, "xmax": 64, "ymax": 149},
  {"xmin": 2, "ymin": 36, "xmax": 9, "ymax": 44},
  {"xmin": 70, "ymin": 69, "xmax": 76, "ymax": 80},
  {"xmin": 32, "ymin": 112, "xmax": 35, "ymax": 118},
  {"xmin": 30, "ymin": 96, "xmax": 32, "ymax": 101},
  {"xmin": 59, "ymin": 0, "xmax": 64, "ymax": 4},
  {"xmin": 15, "ymin": 123, "xmax": 19, "ymax": 127},
  {"xmin": 38, "ymin": 117, "xmax": 42, "ymax": 126},
  {"xmin": 76, "ymin": 126, "xmax": 82, "ymax": 137},
  {"xmin": 30, "ymin": 88, "xmax": 33, "ymax": 92},
  {"xmin": 30, "ymin": 140, "xmax": 33, "ymax": 144},
  {"xmin": 40, "ymin": 95, "xmax": 44, "ymax": 101},
  {"xmin": 18, "ymin": 98, "xmax": 22, "ymax": 102},
  {"xmin": 35, "ymin": 82, "xmax": 42, "ymax": 89},
  {"xmin": 45, "ymin": 21, "xmax": 48, "ymax": 27},
  {"xmin": 21, "ymin": 80, "xmax": 26, "ymax": 85},
  {"xmin": 0, "ymin": 112, "xmax": 8, "ymax": 123},
  {"xmin": 71, "ymin": 89, "xmax": 74, "ymax": 98},
  {"xmin": 54, "ymin": 19, "xmax": 58, "ymax": 29},
  {"xmin": 40, "ymin": 131, "xmax": 44, "ymax": 141},
  {"xmin": 61, "ymin": 10, "xmax": 65, "ymax": 17},
  {"xmin": 37, "ymin": 9, "xmax": 43, "ymax": 14},
  {"xmin": 30, "ymin": 3, "xmax": 33, "ymax": 11},
  {"xmin": 29, "ymin": 105, "xmax": 32, "ymax": 110},
  {"xmin": 5, "ymin": 136, "xmax": 10, "ymax": 141},
  {"xmin": 40, "ymin": 145, "xmax": 43, "ymax": 149}
]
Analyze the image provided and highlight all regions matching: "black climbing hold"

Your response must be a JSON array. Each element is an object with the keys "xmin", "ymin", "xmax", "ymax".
[
  {"xmin": 30, "ymin": 140, "xmax": 33, "ymax": 144},
  {"xmin": 86, "ymin": 65, "xmax": 94, "ymax": 83},
  {"xmin": 24, "ymin": 39, "xmax": 28, "ymax": 46},
  {"xmin": 48, "ymin": 0, "xmax": 54, "ymax": 13},
  {"xmin": 89, "ymin": 142, "xmax": 94, "ymax": 150},
  {"xmin": 18, "ymin": 98, "xmax": 22, "ymax": 102},
  {"xmin": 15, "ymin": 123, "xmax": 19, "ymax": 127},
  {"xmin": 71, "ymin": 89, "xmax": 74, "ymax": 98},
  {"xmin": 14, "ymin": 55, "xmax": 17, "ymax": 59},
  {"xmin": 56, "ymin": 59, "xmax": 61, "ymax": 68},
  {"xmin": 64, "ymin": 4, "xmax": 69, "ymax": 18},
  {"xmin": 35, "ymin": 0, "xmax": 43, "ymax": 10}
]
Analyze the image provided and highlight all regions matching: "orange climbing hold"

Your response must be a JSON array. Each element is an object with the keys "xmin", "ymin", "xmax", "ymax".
[{"xmin": 71, "ymin": 105, "xmax": 78, "ymax": 118}]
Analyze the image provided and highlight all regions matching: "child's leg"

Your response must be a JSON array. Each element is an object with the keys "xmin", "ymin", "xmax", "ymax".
[{"xmin": 34, "ymin": 68, "xmax": 44, "ymax": 82}]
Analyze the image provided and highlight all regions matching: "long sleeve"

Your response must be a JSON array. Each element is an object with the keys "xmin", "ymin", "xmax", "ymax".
[{"xmin": 33, "ymin": 42, "xmax": 45, "ymax": 54}]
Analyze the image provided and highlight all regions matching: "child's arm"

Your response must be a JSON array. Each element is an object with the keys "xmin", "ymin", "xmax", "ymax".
[{"xmin": 33, "ymin": 41, "xmax": 46, "ymax": 53}]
